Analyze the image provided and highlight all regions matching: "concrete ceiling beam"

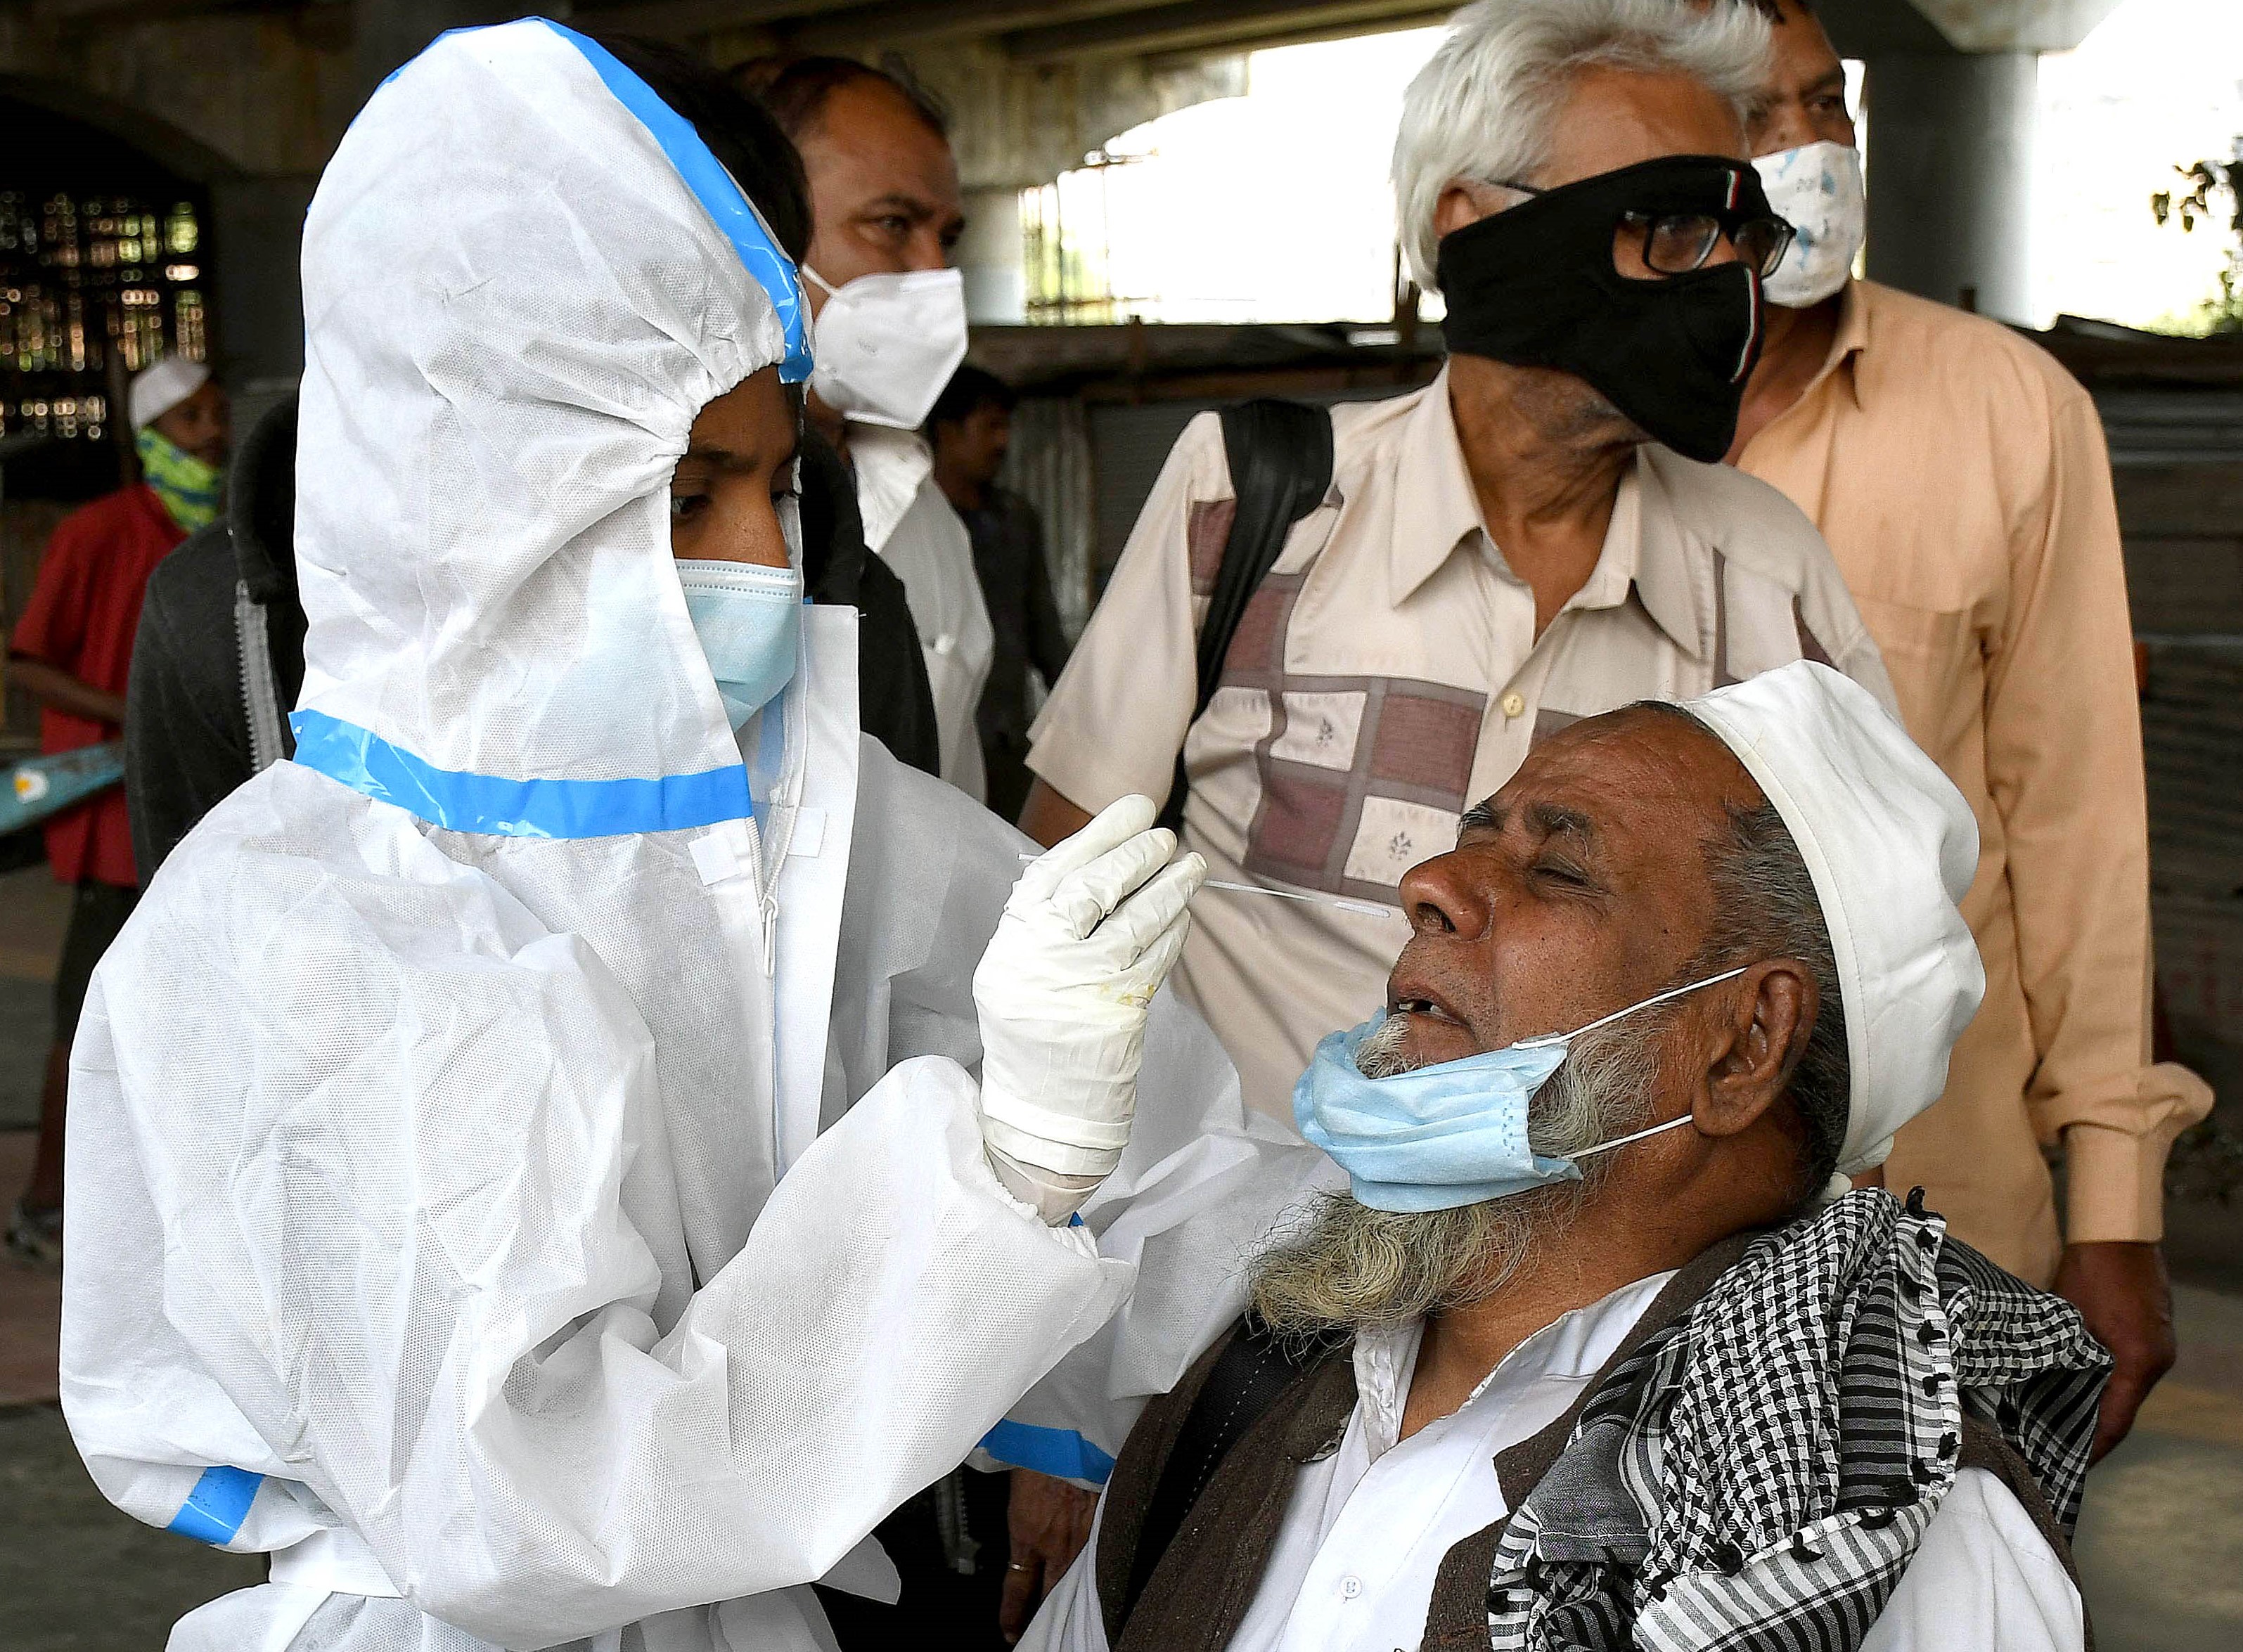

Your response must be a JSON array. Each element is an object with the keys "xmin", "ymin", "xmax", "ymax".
[
  {"xmin": 1138, "ymin": 3, "xmax": 1448, "ymax": 67},
  {"xmin": 1902, "ymin": 0, "xmax": 2123, "ymax": 53},
  {"xmin": 485, "ymin": 0, "xmax": 2136, "ymax": 65},
  {"xmin": 1002, "ymin": 0, "xmax": 1449, "ymax": 63},
  {"xmin": 776, "ymin": 0, "xmax": 1155, "ymax": 53},
  {"xmin": 26, "ymin": 0, "xmax": 281, "ymax": 22},
  {"xmin": 567, "ymin": 0, "xmax": 861, "ymax": 41},
  {"xmin": 0, "ymin": 67, "xmax": 246, "ymax": 178},
  {"xmin": 1813, "ymin": 0, "xmax": 2125, "ymax": 56}
]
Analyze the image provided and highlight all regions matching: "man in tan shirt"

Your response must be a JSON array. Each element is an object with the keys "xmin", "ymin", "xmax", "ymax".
[{"xmin": 1727, "ymin": 0, "xmax": 2211, "ymax": 1457}]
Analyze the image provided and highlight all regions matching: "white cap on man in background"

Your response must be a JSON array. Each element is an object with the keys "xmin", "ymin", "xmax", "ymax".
[{"xmin": 129, "ymin": 358, "xmax": 212, "ymax": 430}]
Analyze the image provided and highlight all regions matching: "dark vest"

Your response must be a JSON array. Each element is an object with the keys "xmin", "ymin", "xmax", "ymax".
[{"xmin": 1094, "ymin": 1234, "xmax": 2085, "ymax": 1652}]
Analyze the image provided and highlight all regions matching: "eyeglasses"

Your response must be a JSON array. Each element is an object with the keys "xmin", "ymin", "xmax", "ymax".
[
  {"xmin": 1619, "ymin": 209, "xmax": 1794, "ymax": 278},
  {"xmin": 1487, "ymin": 179, "xmax": 1796, "ymax": 280}
]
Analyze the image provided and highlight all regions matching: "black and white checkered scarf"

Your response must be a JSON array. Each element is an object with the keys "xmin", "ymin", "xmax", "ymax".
[{"xmin": 1485, "ymin": 1189, "xmax": 2109, "ymax": 1652}]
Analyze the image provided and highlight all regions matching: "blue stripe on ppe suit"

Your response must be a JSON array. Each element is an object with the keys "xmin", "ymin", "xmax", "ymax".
[
  {"xmin": 166, "ymin": 1465, "xmax": 265, "ymax": 1545},
  {"xmin": 290, "ymin": 709, "xmax": 755, "ymax": 839}
]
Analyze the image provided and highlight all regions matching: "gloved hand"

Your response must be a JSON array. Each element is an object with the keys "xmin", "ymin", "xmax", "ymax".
[{"xmin": 975, "ymin": 795, "xmax": 1207, "ymax": 1219}]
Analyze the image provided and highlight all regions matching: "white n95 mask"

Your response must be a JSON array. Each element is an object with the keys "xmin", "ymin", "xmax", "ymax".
[
  {"xmin": 804, "ymin": 265, "xmax": 969, "ymax": 430},
  {"xmin": 676, "ymin": 559, "xmax": 802, "ymax": 728},
  {"xmin": 1753, "ymin": 140, "xmax": 1865, "ymax": 309}
]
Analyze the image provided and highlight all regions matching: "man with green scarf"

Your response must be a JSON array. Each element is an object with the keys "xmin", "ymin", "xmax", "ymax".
[
  {"xmin": 130, "ymin": 363, "xmax": 229, "ymax": 535},
  {"xmin": 4, "ymin": 355, "xmax": 228, "ymax": 1265}
]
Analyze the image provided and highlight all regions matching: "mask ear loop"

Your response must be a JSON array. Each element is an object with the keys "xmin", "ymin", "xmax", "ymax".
[
  {"xmin": 1572, "ymin": 1111, "xmax": 1695, "ymax": 1161},
  {"xmin": 1517, "ymin": 964, "xmax": 1754, "ymax": 1161},
  {"xmin": 1512, "ymin": 964, "xmax": 1752, "ymax": 1050}
]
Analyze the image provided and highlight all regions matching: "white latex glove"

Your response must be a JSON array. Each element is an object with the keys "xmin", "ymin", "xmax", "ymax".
[{"xmin": 975, "ymin": 795, "xmax": 1207, "ymax": 1211}]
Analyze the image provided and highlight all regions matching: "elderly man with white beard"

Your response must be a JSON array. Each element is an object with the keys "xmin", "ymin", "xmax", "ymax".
[{"xmin": 1020, "ymin": 661, "xmax": 2112, "ymax": 1652}]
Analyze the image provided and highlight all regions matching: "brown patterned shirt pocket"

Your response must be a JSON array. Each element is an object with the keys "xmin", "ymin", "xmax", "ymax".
[{"xmin": 1238, "ymin": 672, "xmax": 1486, "ymax": 901}]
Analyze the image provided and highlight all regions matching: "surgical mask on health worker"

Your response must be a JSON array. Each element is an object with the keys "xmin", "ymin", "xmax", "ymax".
[{"xmin": 669, "ymin": 368, "xmax": 808, "ymax": 727}]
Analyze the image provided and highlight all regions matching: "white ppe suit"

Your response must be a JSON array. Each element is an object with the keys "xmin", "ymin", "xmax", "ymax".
[{"xmin": 58, "ymin": 22, "xmax": 1331, "ymax": 1652}]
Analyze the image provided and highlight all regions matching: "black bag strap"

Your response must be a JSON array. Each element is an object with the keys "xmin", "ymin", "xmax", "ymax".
[
  {"xmin": 1155, "ymin": 399, "xmax": 1335, "ymax": 834},
  {"xmin": 1119, "ymin": 1313, "xmax": 1339, "ymax": 1629}
]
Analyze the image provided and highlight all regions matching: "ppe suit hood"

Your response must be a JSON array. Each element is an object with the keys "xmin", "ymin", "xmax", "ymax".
[{"xmin": 291, "ymin": 19, "xmax": 809, "ymax": 834}]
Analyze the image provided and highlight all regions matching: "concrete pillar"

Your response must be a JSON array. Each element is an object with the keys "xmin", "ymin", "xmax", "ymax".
[
  {"xmin": 1862, "ymin": 51, "xmax": 2038, "ymax": 321},
  {"xmin": 958, "ymin": 186, "xmax": 1027, "ymax": 324}
]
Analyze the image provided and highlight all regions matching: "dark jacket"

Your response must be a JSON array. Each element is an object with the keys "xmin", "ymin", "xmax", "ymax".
[
  {"xmin": 957, "ymin": 483, "xmax": 1069, "ymax": 822},
  {"xmin": 126, "ymin": 394, "xmax": 307, "ymax": 878},
  {"xmin": 797, "ymin": 425, "xmax": 941, "ymax": 778},
  {"xmin": 960, "ymin": 484, "xmax": 1069, "ymax": 745},
  {"xmin": 125, "ymin": 401, "xmax": 941, "ymax": 879}
]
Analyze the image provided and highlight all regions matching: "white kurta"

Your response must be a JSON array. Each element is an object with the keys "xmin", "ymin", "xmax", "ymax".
[
  {"xmin": 1024, "ymin": 1272, "xmax": 2085, "ymax": 1652},
  {"xmin": 851, "ymin": 421, "xmax": 994, "ymax": 802}
]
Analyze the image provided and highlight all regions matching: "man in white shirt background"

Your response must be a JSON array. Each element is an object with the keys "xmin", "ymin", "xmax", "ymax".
[{"xmin": 753, "ymin": 55, "xmax": 996, "ymax": 802}]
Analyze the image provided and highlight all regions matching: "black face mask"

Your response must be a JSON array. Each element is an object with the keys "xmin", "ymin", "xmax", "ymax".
[{"xmin": 1436, "ymin": 155, "xmax": 1772, "ymax": 463}]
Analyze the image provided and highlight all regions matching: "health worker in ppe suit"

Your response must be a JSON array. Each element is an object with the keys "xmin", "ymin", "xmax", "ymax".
[{"xmin": 58, "ymin": 24, "xmax": 1328, "ymax": 1652}]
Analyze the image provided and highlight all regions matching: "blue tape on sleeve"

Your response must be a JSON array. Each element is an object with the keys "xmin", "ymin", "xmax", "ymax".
[
  {"xmin": 165, "ymin": 1465, "xmax": 266, "ymax": 1546},
  {"xmin": 290, "ymin": 709, "xmax": 753, "ymax": 839},
  {"xmin": 547, "ymin": 22, "xmax": 814, "ymax": 384},
  {"xmin": 979, "ymin": 1420, "xmax": 1117, "ymax": 1485}
]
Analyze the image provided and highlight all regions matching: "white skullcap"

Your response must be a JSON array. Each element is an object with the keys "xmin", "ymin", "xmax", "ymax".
[
  {"xmin": 129, "ymin": 358, "xmax": 211, "ymax": 430},
  {"xmin": 1681, "ymin": 661, "xmax": 1984, "ymax": 1181}
]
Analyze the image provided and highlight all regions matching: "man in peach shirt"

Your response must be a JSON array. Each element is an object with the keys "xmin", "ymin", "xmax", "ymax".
[{"xmin": 1726, "ymin": 0, "xmax": 2211, "ymax": 1457}]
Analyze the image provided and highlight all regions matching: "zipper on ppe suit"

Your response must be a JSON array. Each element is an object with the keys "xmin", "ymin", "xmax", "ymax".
[
  {"xmin": 690, "ymin": 813, "xmax": 786, "ymax": 1178},
  {"xmin": 690, "ymin": 815, "xmax": 780, "ymax": 976}
]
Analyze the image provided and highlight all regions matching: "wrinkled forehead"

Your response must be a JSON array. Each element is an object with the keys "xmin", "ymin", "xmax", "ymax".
[
  {"xmin": 1538, "ymin": 63, "xmax": 1753, "ymax": 181},
  {"xmin": 1461, "ymin": 704, "xmax": 1766, "ymax": 875}
]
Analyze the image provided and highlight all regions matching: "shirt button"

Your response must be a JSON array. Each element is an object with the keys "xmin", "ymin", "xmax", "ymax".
[
  {"xmin": 1500, "ymin": 691, "xmax": 1527, "ymax": 719},
  {"xmin": 1339, "ymin": 1575, "xmax": 1363, "ymax": 1599}
]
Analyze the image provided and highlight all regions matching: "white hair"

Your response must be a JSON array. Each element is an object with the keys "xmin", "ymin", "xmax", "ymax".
[{"xmin": 1392, "ymin": 0, "xmax": 1773, "ymax": 290}]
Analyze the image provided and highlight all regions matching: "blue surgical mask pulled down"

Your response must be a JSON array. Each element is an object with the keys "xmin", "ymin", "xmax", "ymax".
[
  {"xmin": 1293, "ymin": 967, "xmax": 1748, "ymax": 1213},
  {"xmin": 676, "ymin": 559, "xmax": 803, "ymax": 729}
]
